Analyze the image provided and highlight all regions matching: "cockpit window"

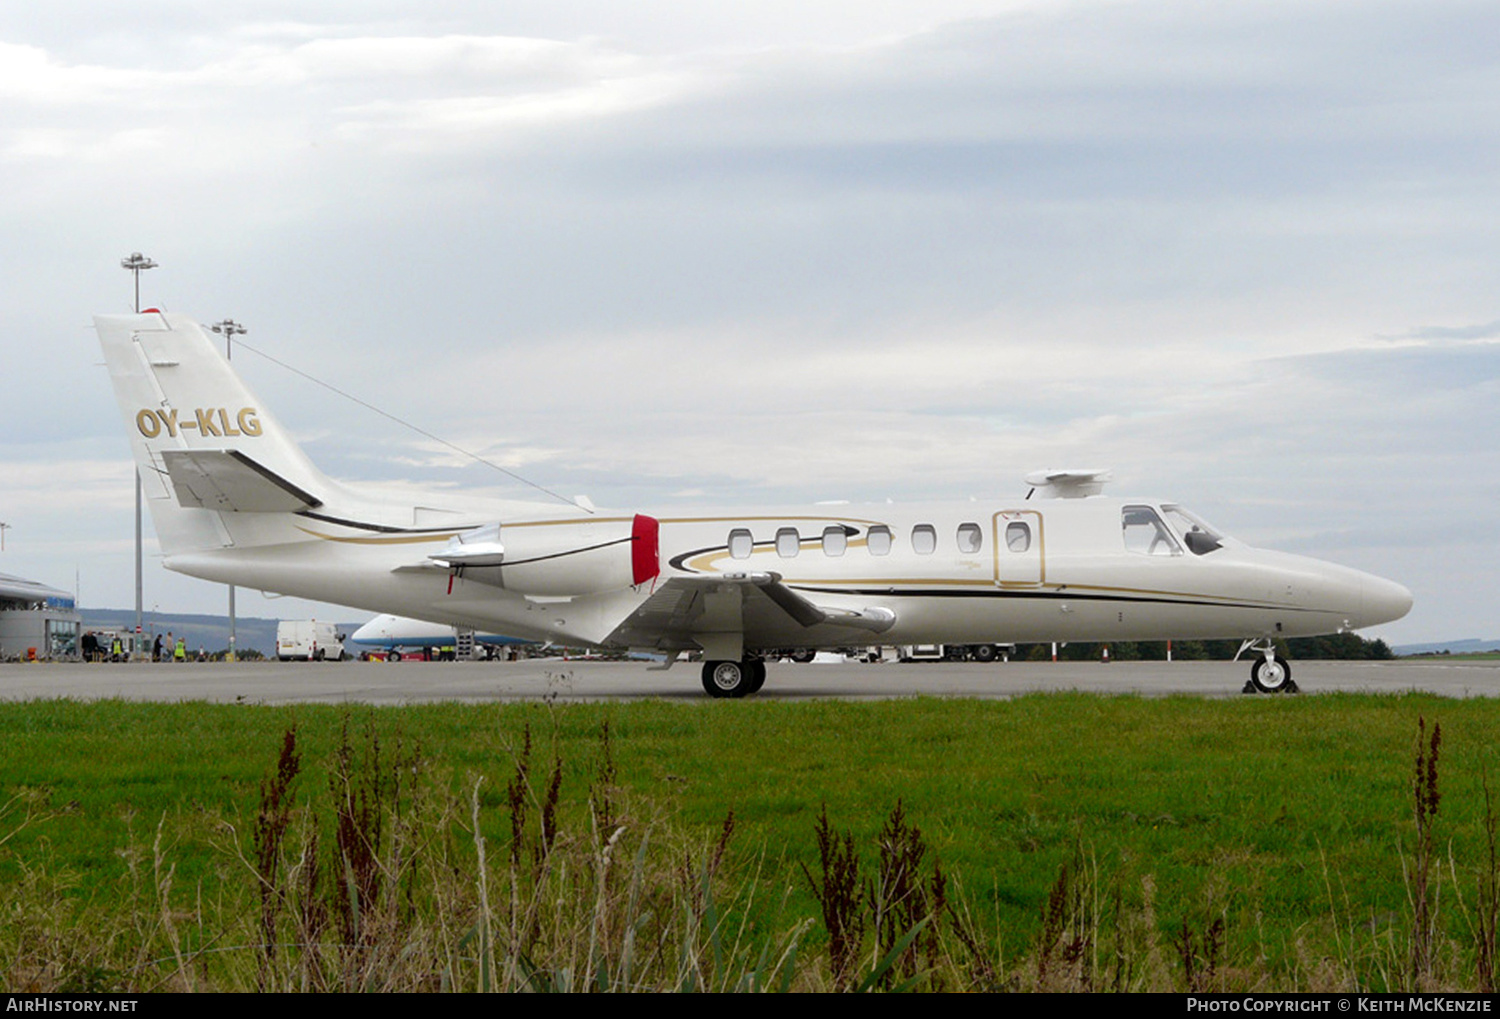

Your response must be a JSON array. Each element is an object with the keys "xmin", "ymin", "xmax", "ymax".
[
  {"xmin": 1122, "ymin": 505, "xmax": 1182, "ymax": 556},
  {"xmin": 1161, "ymin": 505, "xmax": 1225, "ymax": 556}
]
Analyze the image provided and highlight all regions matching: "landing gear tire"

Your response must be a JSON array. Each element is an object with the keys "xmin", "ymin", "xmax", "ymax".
[
  {"xmin": 972, "ymin": 644, "xmax": 998, "ymax": 663},
  {"xmin": 702, "ymin": 660, "xmax": 754, "ymax": 698},
  {"xmin": 1247, "ymin": 654, "xmax": 1296, "ymax": 694},
  {"xmin": 746, "ymin": 660, "xmax": 767, "ymax": 694},
  {"xmin": 790, "ymin": 649, "xmax": 816, "ymax": 664}
]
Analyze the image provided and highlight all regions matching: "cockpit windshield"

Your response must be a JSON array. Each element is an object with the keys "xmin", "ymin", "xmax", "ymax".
[
  {"xmin": 1122, "ymin": 506, "xmax": 1182, "ymax": 556},
  {"xmin": 1160, "ymin": 505, "xmax": 1228, "ymax": 556}
]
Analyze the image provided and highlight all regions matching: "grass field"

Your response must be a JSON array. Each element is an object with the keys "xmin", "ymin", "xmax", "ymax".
[{"xmin": 1, "ymin": 693, "xmax": 1497, "ymax": 991}]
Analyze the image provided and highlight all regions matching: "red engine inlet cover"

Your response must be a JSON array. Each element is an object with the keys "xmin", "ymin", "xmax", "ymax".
[{"xmin": 631, "ymin": 514, "xmax": 660, "ymax": 586}]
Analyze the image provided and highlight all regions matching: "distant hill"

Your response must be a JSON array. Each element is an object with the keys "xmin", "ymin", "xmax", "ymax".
[
  {"xmin": 79, "ymin": 608, "xmax": 366, "ymax": 657},
  {"xmin": 1392, "ymin": 638, "xmax": 1500, "ymax": 656}
]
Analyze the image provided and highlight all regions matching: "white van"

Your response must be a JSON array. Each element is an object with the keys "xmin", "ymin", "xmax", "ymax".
[{"xmin": 276, "ymin": 620, "xmax": 346, "ymax": 661}]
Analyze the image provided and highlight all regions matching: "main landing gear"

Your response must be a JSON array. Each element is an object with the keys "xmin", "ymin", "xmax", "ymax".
[
  {"xmin": 701, "ymin": 659, "xmax": 767, "ymax": 698},
  {"xmin": 1241, "ymin": 638, "xmax": 1298, "ymax": 694}
]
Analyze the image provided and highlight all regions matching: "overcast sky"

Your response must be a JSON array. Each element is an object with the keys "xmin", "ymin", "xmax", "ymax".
[{"xmin": 2, "ymin": 0, "xmax": 1496, "ymax": 645}]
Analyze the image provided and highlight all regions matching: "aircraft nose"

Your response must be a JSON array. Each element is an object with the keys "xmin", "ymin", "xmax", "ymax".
[{"xmin": 1360, "ymin": 574, "xmax": 1413, "ymax": 627}]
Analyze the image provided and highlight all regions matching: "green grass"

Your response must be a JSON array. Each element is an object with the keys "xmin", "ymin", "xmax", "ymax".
[{"xmin": 2, "ymin": 692, "xmax": 1498, "ymax": 990}]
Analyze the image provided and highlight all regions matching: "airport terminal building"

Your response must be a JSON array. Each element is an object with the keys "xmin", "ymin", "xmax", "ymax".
[{"xmin": 0, "ymin": 572, "xmax": 80, "ymax": 660}]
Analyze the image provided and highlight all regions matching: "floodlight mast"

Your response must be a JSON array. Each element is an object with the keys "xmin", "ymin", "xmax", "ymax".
[
  {"xmin": 210, "ymin": 319, "xmax": 248, "ymax": 661},
  {"xmin": 120, "ymin": 253, "xmax": 156, "ymax": 313},
  {"xmin": 120, "ymin": 253, "xmax": 157, "ymax": 658},
  {"xmin": 210, "ymin": 319, "xmax": 245, "ymax": 359}
]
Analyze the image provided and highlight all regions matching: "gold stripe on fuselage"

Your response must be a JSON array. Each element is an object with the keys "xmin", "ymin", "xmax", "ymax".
[{"xmin": 659, "ymin": 514, "xmax": 886, "ymax": 526}]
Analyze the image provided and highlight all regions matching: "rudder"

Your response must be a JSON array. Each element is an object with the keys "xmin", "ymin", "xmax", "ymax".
[{"xmin": 95, "ymin": 311, "xmax": 332, "ymax": 556}]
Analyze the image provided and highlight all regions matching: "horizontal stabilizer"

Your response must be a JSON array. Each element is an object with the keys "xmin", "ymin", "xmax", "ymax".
[{"xmin": 161, "ymin": 449, "xmax": 323, "ymax": 512}]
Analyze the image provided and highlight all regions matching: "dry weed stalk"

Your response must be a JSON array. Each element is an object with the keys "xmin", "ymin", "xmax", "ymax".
[
  {"xmin": 801, "ymin": 805, "xmax": 864, "ymax": 990},
  {"xmin": 1409, "ymin": 716, "xmax": 1442, "ymax": 989},
  {"xmin": 1477, "ymin": 771, "xmax": 1500, "ymax": 991}
]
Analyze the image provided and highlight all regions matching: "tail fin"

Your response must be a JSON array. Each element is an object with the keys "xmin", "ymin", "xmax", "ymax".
[{"xmin": 95, "ymin": 312, "xmax": 333, "ymax": 556}]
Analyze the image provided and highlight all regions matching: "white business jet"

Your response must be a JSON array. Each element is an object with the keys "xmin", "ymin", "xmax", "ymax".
[
  {"xmin": 96, "ymin": 311, "xmax": 1411, "ymax": 697},
  {"xmin": 351, "ymin": 613, "xmax": 532, "ymax": 658}
]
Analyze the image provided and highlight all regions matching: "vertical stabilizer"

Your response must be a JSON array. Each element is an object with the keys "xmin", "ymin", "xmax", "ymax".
[{"xmin": 95, "ymin": 312, "xmax": 332, "ymax": 556}]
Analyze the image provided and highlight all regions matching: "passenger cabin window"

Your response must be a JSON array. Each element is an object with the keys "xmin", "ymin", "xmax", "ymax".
[
  {"xmin": 775, "ymin": 527, "xmax": 800, "ymax": 558},
  {"xmin": 1005, "ymin": 521, "xmax": 1032, "ymax": 553},
  {"xmin": 728, "ymin": 528, "xmax": 753, "ymax": 559},
  {"xmin": 912, "ymin": 524, "xmax": 937, "ymax": 555},
  {"xmin": 822, "ymin": 525, "xmax": 847, "ymax": 557},
  {"xmin": 1122, "ymin": 506, "xmax": 1182, "ymax": 556},
  {"xmin": 867, "ymin": 525, "xmax": 893, "ymax": 556},
  {"xmin": 957, "ymin": 522, "xmax": 982, "ymax": 554}
]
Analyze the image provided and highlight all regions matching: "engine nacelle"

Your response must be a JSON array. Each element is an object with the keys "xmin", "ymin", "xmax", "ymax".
[{"xmin": 430, "ymin": 514, "xmax": 660, "ymax": 597}]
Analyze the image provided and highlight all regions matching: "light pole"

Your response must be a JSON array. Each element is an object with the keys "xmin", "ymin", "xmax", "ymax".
[
  {"xmin": 120, "ymin": 253, "xmax": 157, "ymax": 660},
  {"xmin": 210, "ymin": 319, "xmax": 246, "ymax": 662},
  {"xmin": 210, "ymin": 319, "xmax": 245, "ymax": 351},
  {"xmin": 121, "ymin": 253, "xmax": 157, "ymax": 313}
]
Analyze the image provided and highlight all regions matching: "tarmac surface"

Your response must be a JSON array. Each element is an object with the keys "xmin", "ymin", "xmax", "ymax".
[{"xmin": 1, "ymin": 656, "xmax": 1495, "ymax": 703}]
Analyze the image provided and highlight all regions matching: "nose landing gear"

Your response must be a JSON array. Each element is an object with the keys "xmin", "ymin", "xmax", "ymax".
[{"xmin": 1240, "ymin": 638, "xmax": 1298, "ymax": 694}]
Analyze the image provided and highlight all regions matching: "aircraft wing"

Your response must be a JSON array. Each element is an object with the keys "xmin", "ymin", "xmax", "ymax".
[
  {"xmin": 603, "ymin": 572, "xmax": 895, "ymax": 654},
  {"xmin": 160, "ymin": 449, "xmax": 323, "ymax": 512}
]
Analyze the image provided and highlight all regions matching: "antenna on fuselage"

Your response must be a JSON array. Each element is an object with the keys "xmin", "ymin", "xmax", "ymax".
[{"xmin": 235, "ymin": 339, "xmax": 594, "ymax": 514}]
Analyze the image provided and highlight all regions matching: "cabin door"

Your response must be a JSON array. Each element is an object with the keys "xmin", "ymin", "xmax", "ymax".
[{"xmin": 991, "ymin": 510, "xmax": 1044, "ymax": 586}]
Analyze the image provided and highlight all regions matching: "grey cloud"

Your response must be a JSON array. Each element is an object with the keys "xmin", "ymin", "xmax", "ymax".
[{"xmin": 1387, "ymin": 321, "xmax": 1500, "ymax": 341}]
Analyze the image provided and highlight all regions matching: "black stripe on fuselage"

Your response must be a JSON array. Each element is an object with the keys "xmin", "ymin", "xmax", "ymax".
[
  {"xmin": 476, "ymin": 535, "xmax": 635, "ymax": 569},
  {"xmin": 669, "ymin": 543, "xmax": 762, "ymax": 571},
  {"xmin": 295, "ymin": 510, "xmax": 466, "ymax": 535},
  {"xmin": 787, "ymin": 585, "xmax": 1321, "ymax": 614}
]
